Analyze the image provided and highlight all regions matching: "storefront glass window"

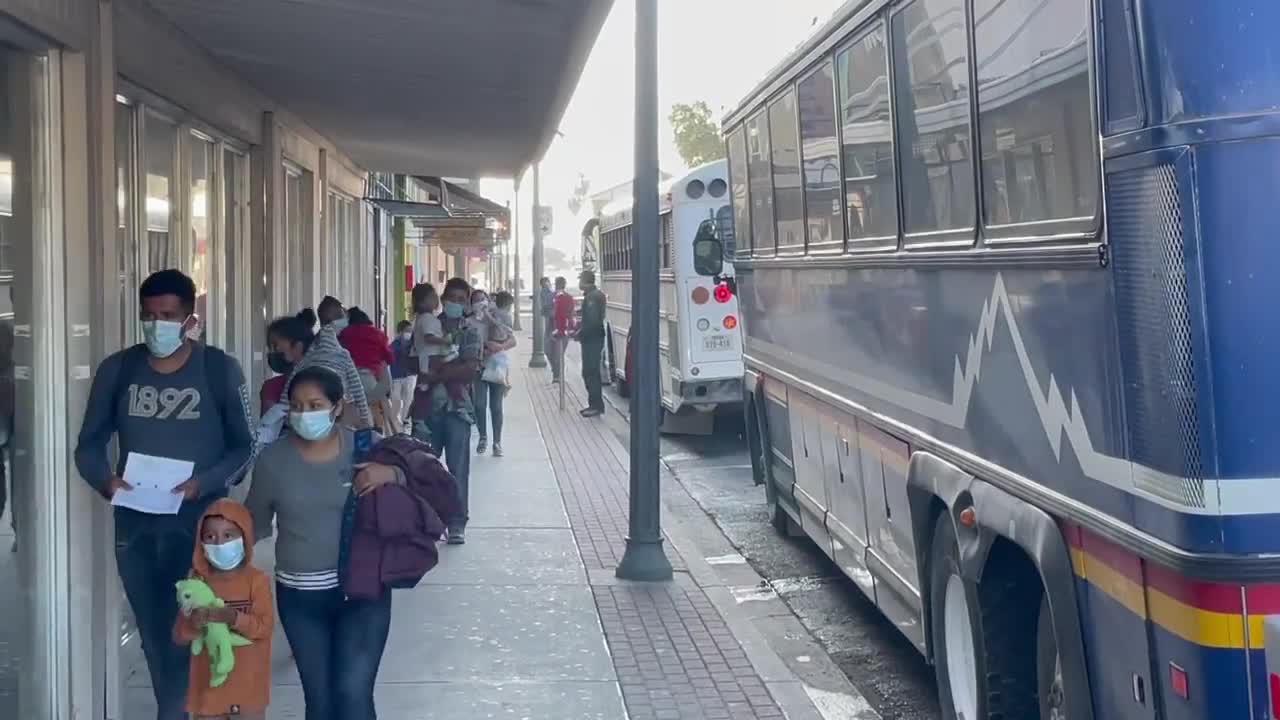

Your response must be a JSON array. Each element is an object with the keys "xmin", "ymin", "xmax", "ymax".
[
  {"xmin": 116, "ymin": 101, "xmax": 137, "ymax": 345},
  {"xmin": 189, "ymin": 134, "xmax": 213, "ymax": 341},
  {"xmin": 0, "ymin": 44, "xmax": 59, "ymax": 720},
  {"xmin": 144, "ymin": 112, "xmax": 176, "ymax": 273}
]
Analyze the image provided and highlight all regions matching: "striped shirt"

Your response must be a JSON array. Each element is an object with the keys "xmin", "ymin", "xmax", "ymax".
[
  {"xmin": 275, "ymin": 569, "xmax": 340, "ymax": 590},
  {"xmin": 279, "ymin": 326, "xmax": 372, "ymax": 426}
]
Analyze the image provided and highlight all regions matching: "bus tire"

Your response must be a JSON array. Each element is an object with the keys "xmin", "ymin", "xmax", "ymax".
[
  {"xmin": 929, "ymin": 513, "xmax": 1039, "ymax": 720},
  {"xmin": 1037, "ymin": 594, "xmax": 1066, "ymax": 720}
]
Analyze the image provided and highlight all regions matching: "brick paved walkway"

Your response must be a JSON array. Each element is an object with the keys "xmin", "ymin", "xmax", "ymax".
[{"xmin": 525, "ymin": 366, "xmax": 786, "ymax": 720}]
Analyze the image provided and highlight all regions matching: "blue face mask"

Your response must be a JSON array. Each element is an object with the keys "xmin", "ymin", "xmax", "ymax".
[
  {"xmin": 329, "ymin": 317, "xmax": 350, "ymax": 333},
  {"xmin": 203, "ymin": 537, "xmax": 245, "ymax": 572},
  {"xmin": 142, "ymin": 319, "xmax": 186, "ymax": 358},
  {"xmin": 443, "ymin": 302, "xmax": 465, "ymax": 320},
  {"xmin": 290, "ymin": 409, "xmax": 336, "ymax": 441}
]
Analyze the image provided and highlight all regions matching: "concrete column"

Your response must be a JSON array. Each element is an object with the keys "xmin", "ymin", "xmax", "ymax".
[{"xmin": 528, "ymin": 163, "xmax": 547, "ymax": 367}]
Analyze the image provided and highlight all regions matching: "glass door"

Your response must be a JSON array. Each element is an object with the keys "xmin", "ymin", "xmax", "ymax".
[{"xmin": 0, "ymin": 43, "xmax": 65, "ymax": 720}]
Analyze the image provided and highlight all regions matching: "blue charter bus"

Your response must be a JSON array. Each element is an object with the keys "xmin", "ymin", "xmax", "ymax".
[{"xmin": 725, "ymin": 1, "xmax": 1280, "ymax": 718}]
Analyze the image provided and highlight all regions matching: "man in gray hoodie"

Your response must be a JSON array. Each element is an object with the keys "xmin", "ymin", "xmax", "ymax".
[{"xmin": 74, "ymin": 269, "xmax": 257, "ymax": 720}]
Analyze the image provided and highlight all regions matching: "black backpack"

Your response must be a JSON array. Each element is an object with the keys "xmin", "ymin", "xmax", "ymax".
[{"xmin": 112, "ymin": 343, "xmax": 234, "ymax": 455}]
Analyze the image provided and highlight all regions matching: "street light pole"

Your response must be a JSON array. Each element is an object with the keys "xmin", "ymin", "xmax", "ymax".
[
  {"xmin": 529, "ymin": 162, "xmax": 548, "ymax": 367},
  {"xmin": 616, "ymin": 0, "xmax": 672, "ymax": 582},
  {"xmin": 512, "ymin": 176, "xmax": 522, "ymax": 331}
]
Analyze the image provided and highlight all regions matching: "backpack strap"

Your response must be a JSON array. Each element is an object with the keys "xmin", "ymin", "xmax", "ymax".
[
  {"xmin": 202, "ymin": 344, "xmax": 230, "ymax": 421},
  {"xmin": 113, "ymin": 343, "xmax": 231, "ymax": 421}
]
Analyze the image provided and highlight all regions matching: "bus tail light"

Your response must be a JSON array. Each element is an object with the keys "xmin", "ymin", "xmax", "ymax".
[
  {"xmin": 691, "ymin": 286, "xmax": 710, "ymax": 305},
  {"xmin": 714, "ymin": 283, "xmax": 732, "ymax": 303},
  {"xmin": 723, "ymin": 315, "xmax": 738, "ymax": 330}
]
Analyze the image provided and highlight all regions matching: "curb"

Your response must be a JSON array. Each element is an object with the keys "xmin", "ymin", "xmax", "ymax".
[{"xmin": 551, "ymin": 346, "xmax": 880, "ymax": 720}]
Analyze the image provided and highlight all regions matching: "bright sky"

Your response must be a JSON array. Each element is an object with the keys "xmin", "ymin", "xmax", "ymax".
[{"xmin": 480, "ymin": 0, "xmax": 846, "ymax": 272}]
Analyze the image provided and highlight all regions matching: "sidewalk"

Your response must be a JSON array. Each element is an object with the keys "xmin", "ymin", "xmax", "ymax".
[{"xmin": 123, "ymin": 341, "xmax": 868, "ymax": 719}]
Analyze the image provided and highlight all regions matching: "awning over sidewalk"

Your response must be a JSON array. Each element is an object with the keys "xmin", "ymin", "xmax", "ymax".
[
  {"xmin": 370, "ymin": 176, "xmax": 509, "ymax": 251},
  {"xmin": 145, "ymin": 0, "xmax": 614, "ymax": 177}
]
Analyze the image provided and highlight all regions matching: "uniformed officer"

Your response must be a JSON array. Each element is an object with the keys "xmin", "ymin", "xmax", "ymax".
[{"xmin": 575, "ymin": 270, "xmax": 607, "ymax": 417}]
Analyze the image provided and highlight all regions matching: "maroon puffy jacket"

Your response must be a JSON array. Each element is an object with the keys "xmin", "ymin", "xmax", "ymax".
[{"xmin": 343, "ymin": 435, "xmax": 457, "ymax": 599}]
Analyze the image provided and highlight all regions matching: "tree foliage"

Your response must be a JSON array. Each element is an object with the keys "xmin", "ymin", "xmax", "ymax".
[{"xmin": 670, "ymin": 101, "xmax": 725, "ymax": 167}]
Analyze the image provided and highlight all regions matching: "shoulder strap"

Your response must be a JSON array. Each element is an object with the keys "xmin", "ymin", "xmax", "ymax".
[
  {"xmin": 202, "ymin": 345, "xmax": 230, "ymax": 421},
  {"xmin": 112, "ymin": 344, "xmax": 149, "ymax": 411},
  {"xmin": 111, "ymin": 344, "xmax": 232, "ymax": 421}
]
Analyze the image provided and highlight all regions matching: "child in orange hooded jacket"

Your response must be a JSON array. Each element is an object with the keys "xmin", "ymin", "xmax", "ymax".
[{"xmin": 173, "ymin": 498, "xmax": 274, "ymax": 720}]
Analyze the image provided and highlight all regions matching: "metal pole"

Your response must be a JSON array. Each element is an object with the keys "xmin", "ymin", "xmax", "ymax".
[
  {"xmin": 559, "ymin": 336, "xmax": 566, "ymax": 410},
  {"xmin": 529, "ymin": 163, "xmax": 548, "ymax": 367},
  {"xmin": 512, "ymin": 176, "xmax": 523, "ymax": 331},
  {"xmin": 616, "ymin": 0, "xmax": 672, "ymax": 582}
]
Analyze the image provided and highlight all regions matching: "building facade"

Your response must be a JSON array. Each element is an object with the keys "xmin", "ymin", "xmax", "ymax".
[{"xmin": 0, "ymin": 1, "xmax": 388, "ymax": 717}]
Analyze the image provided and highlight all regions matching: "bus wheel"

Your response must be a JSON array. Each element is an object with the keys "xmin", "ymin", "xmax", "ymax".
[
  {"xmin": 1037, "ymin": 595, "xmax": 1066, "ymax": 720},
  {"xmin": 928, "ymin": 514, "xmax": 1038, "ymax": 720}
]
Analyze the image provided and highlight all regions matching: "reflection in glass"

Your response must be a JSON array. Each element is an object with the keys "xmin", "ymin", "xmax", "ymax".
[
  {"xmin": 727, "ymin": 128, "xmax": 750, "ymax": 255},
  {"xmin": 838, "ymin": 26, "xmax": 898, "ymax": 241},
  {"xmin": 284, "ymin": 168, "xmax": 303, "ymax": 308},
  {"xmin": 0, "ymin": 45, "xmax": 54, "ymax": 720},
  {"xmin": 223, "ymin": 150, "xmax": 245, "ymax": 360},
  {"xmin": 892, "ymin": 0, "xmax": 975, "ymax": 234},
  {"xmin": 797, "ymin": 61, "xmax": 843, "ymax": 249},
  {"xmin": 716, "ymin": 205, "xmax": 736, "ymax": 259},
  {"xmin": 974, "ymin": 0, "xmax": 1097, "ymax": 226},
  {"xmin": 745, "ymin": 110, "xmax": 775, "ymax": 254},
  {"xmin": 144, "ymin": 112, "xmax": 176, "ymax": 271},
  {"xmin": 116, "ymin": 102, "xmax": 137, "ymax": 345},
  {"xmin": 768, "ymin": 91, "xmax": 804, "ymax": 252},
  {"xmin": 189, "ymin": 135, "xmax": 213, "ymax": 341}
]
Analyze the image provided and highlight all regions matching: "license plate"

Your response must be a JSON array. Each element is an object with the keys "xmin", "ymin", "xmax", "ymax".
[{"xmin": 703, "ymin": 335, "xmax": 732, "ymax": 352}]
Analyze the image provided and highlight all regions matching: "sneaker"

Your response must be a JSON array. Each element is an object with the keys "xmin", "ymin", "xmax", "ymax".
[
  {"xmin": 492, "ymin": 443, "xmax": 504, "ymax": 457},
  {"xmin": 581, "ymin": 407, "xmax": 604, "ymax": 418},
  {"xmin": 476, "ymin": 437, "xmax": 488, "ymax": 454},
  {"xmin": 447, "ymin": 528, "xmax": 466, "ymax": 545}
]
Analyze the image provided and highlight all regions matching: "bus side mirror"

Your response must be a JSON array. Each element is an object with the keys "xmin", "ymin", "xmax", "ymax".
[{"xmin": 693, "ymin": 220, "xmax": 724, "ymax": 276}]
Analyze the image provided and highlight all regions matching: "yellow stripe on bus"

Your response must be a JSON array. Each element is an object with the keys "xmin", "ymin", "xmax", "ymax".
[{"xmin": 1070, "ymin": 548, "xmax": 1260, "ymax": 650}]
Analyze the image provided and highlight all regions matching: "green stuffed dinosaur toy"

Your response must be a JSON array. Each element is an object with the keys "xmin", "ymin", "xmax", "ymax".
[{"xmin": 175, "ymin": 578, "xmax": 253, "ymax": 688}]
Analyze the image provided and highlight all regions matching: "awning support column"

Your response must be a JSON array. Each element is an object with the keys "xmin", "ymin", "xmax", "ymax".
[{"xmin": 616, "ymin": 0, "xmax": 673, "ymax": 582}]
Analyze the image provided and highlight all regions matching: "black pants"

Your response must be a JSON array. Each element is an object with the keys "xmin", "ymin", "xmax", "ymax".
[{"xmin": 580, "ymin": 335, "xmax": 605, "ymax": 411}]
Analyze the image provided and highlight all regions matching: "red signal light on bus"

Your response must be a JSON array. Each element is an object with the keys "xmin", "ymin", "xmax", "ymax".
[
  {"xmin": 714, "ymin": 284, "xmax": 732, "ymax": 303},
  {"xmin": 723, "ymin": 315, "xmax": 738, "ymax": 330},
  {"xmin": 691, "ymin": 286, "xmax": 710, "ymax": 305}
]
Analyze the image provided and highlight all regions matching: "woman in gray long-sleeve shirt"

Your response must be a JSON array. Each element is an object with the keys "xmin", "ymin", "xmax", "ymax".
[{"xmin": 245, "ymin": 365, "xmax": 399, "ymax": 720}]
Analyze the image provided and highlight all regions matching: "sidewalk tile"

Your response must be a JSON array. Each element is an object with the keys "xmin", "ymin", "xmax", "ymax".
[{"xmin": 524, "ymin": 364, "xmax": 789, "ymax": 719}]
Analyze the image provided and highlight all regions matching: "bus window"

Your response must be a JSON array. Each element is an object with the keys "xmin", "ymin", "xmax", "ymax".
[
  {"xmin": 746, "ymin": 110, "xmax": 776, "ymax": 254},
  {"xmin": 692, "ymin": 220, "xmax": 724, "ymax": 277},
  {"xmin": 727, "ymin": 127, "xmax": 751, "ymax": 257},
  {"xmin": 975, "ymin": 0, "xmax": 1097, "ymax": 228},
  {"xmin": 798, "ymin": 60, "xmax": 843, "ymax": 251},
  {"xmin": 769, "ymin": 90, "xmax": 805, "ymax": 253},
  {"xmin": 891, "ymin": 0, "xmax": 975, "ymax": 235},
  {"xmin": 837, "ymin": 25, "xmax": 897, "ymax": 243}
]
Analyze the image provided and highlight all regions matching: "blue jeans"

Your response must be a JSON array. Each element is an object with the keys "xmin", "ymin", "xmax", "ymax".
[
  {"xmin": 276, "ymin": 585, "xmax": 392, "ymax": 720},
  {"xmin": 416, "ymin": 413, "xmax": 472, "ymax": 529},
  {"xmin": 115, "ymin": 517, "xmax": 198, "ymax": 720},
  {"xmin": 472, "ymin": 380, "xmax": 504, "ymax": 444}
]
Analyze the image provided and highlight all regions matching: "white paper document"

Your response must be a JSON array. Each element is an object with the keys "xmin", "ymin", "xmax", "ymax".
[{"xmin": 110, "ymin": 452, "xmax": 194, "ymax": 515}]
